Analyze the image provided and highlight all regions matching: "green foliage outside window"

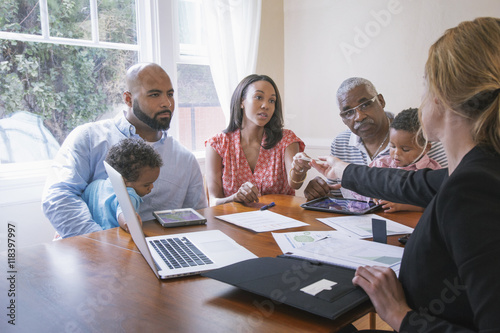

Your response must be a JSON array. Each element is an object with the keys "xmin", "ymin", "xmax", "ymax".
[{"xmin": 0, "ymin": 0, "xmax": 137, "ymax": 144}]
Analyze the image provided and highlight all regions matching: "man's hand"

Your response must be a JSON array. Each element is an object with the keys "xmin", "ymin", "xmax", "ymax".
[{"xmin": 304, "ymin": 176, "xmax": 338, "ymax": 201}]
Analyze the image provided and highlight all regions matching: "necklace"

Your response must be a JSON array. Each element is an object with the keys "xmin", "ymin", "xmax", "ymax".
[
  {"xmin": 371, "ymin": 131, "xmax": 389, "ymax": 159},
  {"xmin": 369, "ymin": 116, "xmax": 391, "ymax": 159}
]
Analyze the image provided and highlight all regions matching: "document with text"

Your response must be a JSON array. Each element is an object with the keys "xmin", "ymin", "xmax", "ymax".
[
  {"xmin": 215, "ymin": 210, "xmax": 308, "ymax": 232},
  {"xmin": 317, "ymin": 214, "xmax": 414, "ymax": 238},
  {"xmin": 282, "ymin": 233, "xmax": 404, "ymax": 276},
  {"xmin": 272, "ymin": 230, "xmax": 352, "ymax": 253}
]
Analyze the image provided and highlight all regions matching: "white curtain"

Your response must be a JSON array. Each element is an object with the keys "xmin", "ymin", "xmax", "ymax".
[{"xmin": 202, "ymin": 0, "xmax": 262, "ymax": 125}]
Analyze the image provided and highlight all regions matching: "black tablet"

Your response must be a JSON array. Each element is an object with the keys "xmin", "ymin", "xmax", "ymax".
[{"xmin": 300, "ymin": 196, "xmax": 381, "ymax": 215}]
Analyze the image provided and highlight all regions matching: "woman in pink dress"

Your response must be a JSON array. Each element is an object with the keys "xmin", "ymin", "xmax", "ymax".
[{"xmin": 205, "ymin": 74, "xmax": 305, "ymax": 205}]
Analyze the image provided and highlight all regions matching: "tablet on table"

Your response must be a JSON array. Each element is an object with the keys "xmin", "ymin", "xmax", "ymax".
[{"xmin": 300, "ymin": 196, "xmax": 381, "ymax": 215}]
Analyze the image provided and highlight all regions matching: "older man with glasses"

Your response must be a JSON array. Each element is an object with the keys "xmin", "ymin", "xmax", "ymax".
[{"xmin": 302, "ymin": 77, "xmax": 447, "ymax": 200}]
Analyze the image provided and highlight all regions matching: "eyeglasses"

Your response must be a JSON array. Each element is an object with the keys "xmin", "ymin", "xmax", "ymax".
[{"xmin": 339, "ymin": 95, "xmax": 379, "ymax": 120}]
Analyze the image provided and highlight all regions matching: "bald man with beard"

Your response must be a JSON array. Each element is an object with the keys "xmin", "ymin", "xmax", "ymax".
[{"xmin": 42, "ymin": 63, "xmax": 207, "ymax": 238}]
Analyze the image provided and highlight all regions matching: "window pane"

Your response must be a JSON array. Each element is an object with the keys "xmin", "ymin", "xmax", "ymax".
[
  {"xmin": 0, "ymin": 41, "xmax": 138, "ymax": 163},
  {"xmin": 0, "ymin": 0, "xmax": 41, "ymax": 35},
  {"xmin": 176, "ymin": 64, "xmax": 224, "ymax": 152},
  {"xmin": 47, "ymin": 0, "xmax": 92, "ymax": 40},
  {"xmin": 178, "ymin": 0, "xmax": 205, "ymax": 57},
  {"xmin": 98, "ymin": 0, "xmax": 137, "ymax": 44}
]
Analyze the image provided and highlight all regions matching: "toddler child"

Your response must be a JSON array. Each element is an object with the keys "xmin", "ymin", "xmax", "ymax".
[
  {"xmin": 353, "ymin": 108, "xmax": 441, "ymax": 212},
  {"xmin": 82, "ymin": 138, "xmax": 163, "ymax": 232}
]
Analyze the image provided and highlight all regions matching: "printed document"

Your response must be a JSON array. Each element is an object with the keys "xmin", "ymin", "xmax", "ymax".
[
  {"xmin": 317, "ymin": 214, "xmax": 414, "ymax": 238},
  {"xmin": 283, "ymin": 233, "xmax": 404, "ymax": 275},
  {"xmin": 272, "ymin": 230, "xmax": 351, "ymax": 253},
  {"xmin": 215, "ymin": 210, "xmax": 308, "ymax": 232}
]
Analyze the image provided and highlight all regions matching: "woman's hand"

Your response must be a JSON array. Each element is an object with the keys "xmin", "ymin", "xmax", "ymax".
[
  {"xmin": 232, "ymin": 181, "xmax": 260, "ymax": 203},
  {"xmin": 288, "ymin": 152, "xmax": 312, "ymax": 189},
  {"xmin": 291, "ymin": 152, "xmax": 313, "ymax": 174},
  {"xmin": 310, "ymin": 155, "xmax": 349, "ymax": 181},
  {"xmin": 352, "ymin": 266, "xmax": 411, "ymax": 331}
]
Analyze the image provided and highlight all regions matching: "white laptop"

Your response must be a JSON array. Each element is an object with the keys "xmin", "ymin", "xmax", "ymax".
[{"xmin": 103, "ymin": 161, "xmax": 257, "ymax": 279}]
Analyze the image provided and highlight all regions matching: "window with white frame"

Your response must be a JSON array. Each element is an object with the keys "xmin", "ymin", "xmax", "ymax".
[
  {"xmin": 173, "ymin": 0, "xmax": 224, "ymax": 152},
  {"xmin": 0, "ymin": 0, "xmax": 224, "ymax": 171},
  {"xmin": 0, "ymin": 0, "xmax": 140, "ymax": 167}
]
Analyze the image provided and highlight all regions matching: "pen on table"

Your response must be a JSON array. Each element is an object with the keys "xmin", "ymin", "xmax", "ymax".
[{"xmin": 260, "ymin": 202, "xmax": 276, "ymax": 211}]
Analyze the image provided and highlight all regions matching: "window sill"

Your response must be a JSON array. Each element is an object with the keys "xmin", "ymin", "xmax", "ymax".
[
  {"xmin": 0, "ymin": 152, "xmax": 207, "ymax": 183},
  {"xmin": 0, "ymin": 160, "xmax": 52, "ymax": 182},
  {"xmin": 0, "ymin": 160, "xmax": 51, "ymax": 205},
  {"xmin": 192, "ymin": 150, "xmax": 206, "ymax": 163}
]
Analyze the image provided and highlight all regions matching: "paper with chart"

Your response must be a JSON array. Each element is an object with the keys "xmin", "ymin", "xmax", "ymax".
[
  {"xmin": 317, "ymin": 214, "xmax": 414, "ymax": 238},
  {"xmin": 272, "ymin": 230, "xmax": 351, "ymax": 253},
  {"xmin": 215, "ymin": 210, "xmax": 308, "ymax": 232},
  {"xmin": 283, "ymin": 233, "xmax": 404, "ymax": 275}
]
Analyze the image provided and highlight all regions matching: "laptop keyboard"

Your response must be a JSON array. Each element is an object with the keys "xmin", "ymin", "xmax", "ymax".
[{"xmin": 149, "ymin": 237, "xmax": 214, "ymax": 270}]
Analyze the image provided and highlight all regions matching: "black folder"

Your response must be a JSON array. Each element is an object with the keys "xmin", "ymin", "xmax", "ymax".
[{"xmin": 202, "ymin": 256, "xmax": 370, "ymax": 320}]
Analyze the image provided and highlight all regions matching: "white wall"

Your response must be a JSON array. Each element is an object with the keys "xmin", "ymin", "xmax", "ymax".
[
  {"xmin": 283, "ymin": 0, "xmax": 500, "ymax": 151},
  {"xmin": 256, "ymin": 0, "xmax": 284, "ymax": 92}
]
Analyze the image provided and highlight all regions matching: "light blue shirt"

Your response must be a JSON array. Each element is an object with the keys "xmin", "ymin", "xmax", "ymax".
[
  {"xmin": 42, "ymin": 111, "xmax": 207, "ymax": 238},
  {"xmin": 81, "ymin": 178, "xmax": 142, "ymax": 231}
]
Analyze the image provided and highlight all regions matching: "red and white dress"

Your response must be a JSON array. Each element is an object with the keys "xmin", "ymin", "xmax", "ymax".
[{"xmin": 206, "ymin": 129, "xmax": 305, "ymax": 197}]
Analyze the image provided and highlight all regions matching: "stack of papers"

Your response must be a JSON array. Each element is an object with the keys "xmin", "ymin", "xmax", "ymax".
[
  {"xmin": 215, "ymin": 210, "xmax": 308, "ymax": 232},
  {"xmin": 272, "ymin": 213, "xmax": 412, "ymax": 276},
  {"xmin": 282, "ymin": 233, "xmax": 404, "ymax": 275}
]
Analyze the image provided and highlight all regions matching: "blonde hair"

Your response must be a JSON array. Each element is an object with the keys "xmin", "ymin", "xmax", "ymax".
[{"xmin": 425, "ymin": 17, "xmax": 500, "ymax": 153}]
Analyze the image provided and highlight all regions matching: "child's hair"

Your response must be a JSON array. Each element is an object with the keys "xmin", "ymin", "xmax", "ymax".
[
  {"xmin": 390, "ymin": 108, "xmax": 425, "ymax": 146},
  {"xmin": 105, "ymin": 138, "xmax": 163, "ymax": 181}
]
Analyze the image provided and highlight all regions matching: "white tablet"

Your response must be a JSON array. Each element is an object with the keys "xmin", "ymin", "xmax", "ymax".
[{"xmin": 153, "ymin": 208, "xmax": 207, "ymax": 227}]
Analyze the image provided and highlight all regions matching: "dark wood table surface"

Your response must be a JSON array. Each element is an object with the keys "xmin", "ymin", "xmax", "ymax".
[{"xmin": 1, "ymin": 194, "xmax": 420, "ymax": 332}]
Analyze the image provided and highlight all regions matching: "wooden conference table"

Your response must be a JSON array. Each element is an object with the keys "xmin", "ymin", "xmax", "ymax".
[{"xmin": 3, "ymin": 195, "xmax": 420, "ymax": 332}]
